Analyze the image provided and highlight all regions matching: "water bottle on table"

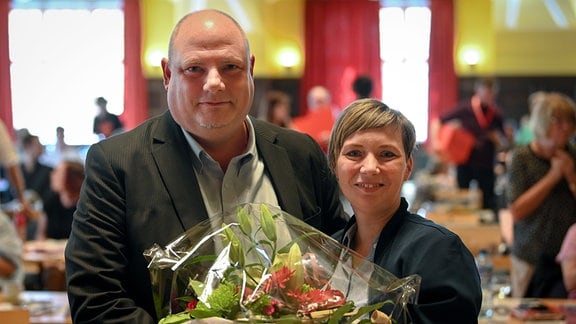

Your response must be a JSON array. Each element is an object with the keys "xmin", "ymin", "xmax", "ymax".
[{"xmin": 476, "ymin": 249, "xmax": 494, "ymax": 318}]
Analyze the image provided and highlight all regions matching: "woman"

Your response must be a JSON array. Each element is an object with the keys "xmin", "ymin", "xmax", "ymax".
[
  {"xmin": 263, "ymin": 90, "xmax": 293, "ymax": 128},
  {"xmin": 327, "ymin": 99, "xmax": 481, "ymax": 323},
  {"xmin": 507, "ymin": 91, "xmax": 576, "ymax": 298},
  {"xmin": 37, "ymin": 160, "xmax": 85, "ymax": 240},
  {"xmin": 557, "ymin": 223, "xmax": 576, "ymax": 299}
]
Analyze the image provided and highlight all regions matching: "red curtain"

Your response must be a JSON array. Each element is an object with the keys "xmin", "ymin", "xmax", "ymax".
[
  {"xmin": 428, "ymin": 0, "xmax": 457, "ymax": 136},
  {"xmin": 123, "ymin": 0, "xmax": 148, "ymax": 130},
  {"xmin": 301, "ymin": 0, "xmax": 382, "ymax": 114},
  {"xmin": 0, "ymin": 0, "xmax": 14, "ymax": 137}
]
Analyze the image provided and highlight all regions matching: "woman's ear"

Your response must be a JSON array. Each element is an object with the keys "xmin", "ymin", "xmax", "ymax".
[{"xmin": 404, "ymin": 156, "xmax": 414, "ymax": 181}]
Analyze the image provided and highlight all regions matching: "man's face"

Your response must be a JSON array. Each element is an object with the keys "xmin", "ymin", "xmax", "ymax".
[
  {"xmin": 162, "ymin": 12, "xmax": 255, "ymax": 140},
  {"xmin": 476, "ymin": 85, "xmax": 496, "ymax": 105}
]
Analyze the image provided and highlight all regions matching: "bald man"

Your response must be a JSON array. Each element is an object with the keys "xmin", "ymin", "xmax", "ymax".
[{"xmin": 65, "ymin": 9, "xmax": 345, "ymax": 323}]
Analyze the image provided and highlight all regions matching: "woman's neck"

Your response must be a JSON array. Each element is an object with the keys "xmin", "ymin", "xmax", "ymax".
[{"xmin": 353, "ymin": 216, "xmax": 390, "ymax": 258}]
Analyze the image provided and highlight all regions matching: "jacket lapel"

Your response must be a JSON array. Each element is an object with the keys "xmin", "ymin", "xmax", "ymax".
[
  {"xmin": 252, "ymin": 119, "xmax": 303, "ymax": 220},
  {"xmin": 150, "ymin": 112, "xmax": 209, "ymax": 231}
]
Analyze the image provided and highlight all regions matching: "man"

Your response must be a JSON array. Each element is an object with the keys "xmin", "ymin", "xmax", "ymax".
[
  {"xmin": 0, "ymin": 210, "xmax": 23, "ymax": 290},
  {"xmin": 292, "ymin": 86, "xmax": 338, "ymax": 152},
  {"xmin": 432, "ymin": 77, "xmax": 505, "ymax": 216},
  {"xmin": 352, "ymin": 75, "xmax": 373, "ymax": 99},
  {"xmin": 93, "ymin": 96, "xmax": 124, "ymax": 139},
  {"xmin": 65, "ymin": 9, "xmax": 346, "ymax": 323},
  {"xmin": 20, "ymin": 134, "xmax": 53, "ymax": 204}
]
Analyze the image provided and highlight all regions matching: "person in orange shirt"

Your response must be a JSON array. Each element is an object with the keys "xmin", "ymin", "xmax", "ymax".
[{"xmin": 292, "ymin": 85, "xmax": 339, "ymax": 152}]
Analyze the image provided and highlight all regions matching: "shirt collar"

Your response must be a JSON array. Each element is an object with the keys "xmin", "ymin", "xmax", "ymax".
[{"xmin": 181, "ymin": 117, "xmax": 257, "ymax": 172}]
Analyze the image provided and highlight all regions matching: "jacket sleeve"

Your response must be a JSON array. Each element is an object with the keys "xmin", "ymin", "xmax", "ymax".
[
  {"xmin": 65, "ymin": 143, "xmax": 156, "ymax": 324},
  {"xmin": 406, "ymin": 233, "xmax": 482, "ymax": 324}
]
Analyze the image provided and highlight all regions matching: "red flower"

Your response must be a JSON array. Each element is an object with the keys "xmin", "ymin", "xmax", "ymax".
[
  {"xmin": 287, "ymin": 285, "xmax": 346, "ymax": 314},
  {"xmin": 262, "ymin": 266, "xmax": 294, "ymax": 293},
  {"xmin": 263, "ymin": 304, "xmax": 276, "ymax": 315},
  {"xmin": 186, "ymin": 299, "xmax": 198, "ymax": 310}
]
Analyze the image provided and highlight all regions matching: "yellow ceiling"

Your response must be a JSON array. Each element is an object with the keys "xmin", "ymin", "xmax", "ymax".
[{"xmin": 493, "ymin": 0, "xmax": 576, "ymax": 31}]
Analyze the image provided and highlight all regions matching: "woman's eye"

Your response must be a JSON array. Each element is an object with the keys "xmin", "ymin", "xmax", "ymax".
[
  {"xmin": 380, "ymin": 151, "xmax": 398, "ymax": 159},
  {"xmin": 343, "ymin": 150, "xmax": 362, "ymax": 158}
]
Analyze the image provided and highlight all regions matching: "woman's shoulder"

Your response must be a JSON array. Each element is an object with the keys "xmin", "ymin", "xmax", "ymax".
[
  {"xmin": 398, "ymin": 214, "xmax": 472, "ymax": 250},
  {"xmin": 403, "ymin": 214, "xmax": 459, "ymax": 237}
]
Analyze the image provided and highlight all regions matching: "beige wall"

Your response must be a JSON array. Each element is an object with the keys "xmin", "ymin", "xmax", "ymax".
[
  {"xmin": 142, "ymin": 0, "xmax": 304, "ymax": 78},
  {"xmin": 455, "ymin": 0, "xmax": 576, "ymax": 76},
  {"xmin": 142, "ymin": 0, "xmax": 576, "ymax": 78}
]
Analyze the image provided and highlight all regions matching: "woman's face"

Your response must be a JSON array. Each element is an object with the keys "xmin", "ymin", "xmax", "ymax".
[
  {"xmin": 537, "ymin": 112, "xmax": 576, "ymax": 157},
  {"xmin": 335, "ymin": 127, "xmax": 413, "ymax": 219},
  {"xmin": 50, "ymin": 163, "xmax": 66, "ymax": 193},
  {"xmin": 546, "ymin": 113, "xmax": 576, "ymax": 149}
]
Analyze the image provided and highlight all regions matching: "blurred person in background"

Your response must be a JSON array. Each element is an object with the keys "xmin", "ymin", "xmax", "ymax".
[
  {"xmin": 262, "ymin": 90, "xmax": 293, "ymax": 128},
  {"xmin": 53, "ymin": 126, "xmax": 82, "ymax": 164},
  {"xmin": 20, "ymin": 134, "xmax": 53, "ymax": 204},
  {"xmin": 19, "ymin": 134, "xmax": 53, "ymax": 239},
  {"xmin": 352, "ymin": 75, "xmax": 373, "ymax": 99},
  {"xmin": 292, "ymin": 85, "xmax": 338, "ymax": 152},
  {"xmin": 0, "ymin": 209, "xmax": 24, "ymax": 295},
  {"xmin": 0, "ymin": 119, "xmax": 36, "ymax": 221},
  {"xmin": 36, "ymin": 160, "xmax": 84, "ymax": 240},
  {"xmin": 431, "ymin": 77, "xmax": 505, "ymax": 217},
  {"xmin": 93, "ymin": 96, "xmax": 124, "ymax": 139},
  {"xmin": 556, "ymin": 223, "xmax": 576, "ymax": 299},
  {"xmin": 507, "ymin": 91, "xmax": 576, "ymax": 298}
]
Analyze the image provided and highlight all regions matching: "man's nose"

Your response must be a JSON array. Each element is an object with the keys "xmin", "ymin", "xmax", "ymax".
[{"xmin": 203, "ymin": 68, "xmax": 224, "ymax": 92}]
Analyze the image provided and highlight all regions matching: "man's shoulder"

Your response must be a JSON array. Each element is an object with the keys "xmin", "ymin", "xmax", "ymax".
[
  {"xmin": 252, "ymin": 118, "xmax": 317, "ymax": 148},
  {"xmin": 440, "ymin": 103, "xmax": 472, "ymax": 120},
  {"xmin": 91, "ymin": 113, "xmax": 171, "ymax": 150}
]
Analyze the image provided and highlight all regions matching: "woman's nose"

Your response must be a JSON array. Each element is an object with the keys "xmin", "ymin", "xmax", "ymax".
[{"xmin": 360, "ymin": 155, "xmax": 380, "ymax": 174}]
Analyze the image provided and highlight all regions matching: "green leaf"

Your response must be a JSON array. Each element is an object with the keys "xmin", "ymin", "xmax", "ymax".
[
  {"xmin": 260, "ymin": 204, "xmax": 277, "ymax": 242},
  {"xmin": 277, "ymin": 232, "xmax": 322, "ymax": 254},
  {"xmin": 188, "ymin": 279, "xmax": 205, "ymax": 297},
  {"xmin": 327, "ymin": 301, "xmax": 356, "ymax": 324},
  {"xmin": 237, "ymin": 205, "xmax": 252, "ymax": 236},
  {"xmin": 223, "ymin": 226, "xmax": 245, "ymax": 267},
  {"xmin": 188, "ymin": 308, "xmax": 222, "ymax": 319},
  {"xmin": 158, "ymin": 312, "xmax": 192, "ymax": 324},
  {"xmin": 203, "ymin": 280, "xmax": 241, "ymax": 318},
  {"xmin": 346, "ymin": 301, "xmax": 389, "ymax": 323}
]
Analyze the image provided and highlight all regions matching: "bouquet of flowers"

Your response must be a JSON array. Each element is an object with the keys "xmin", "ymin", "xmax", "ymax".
[{"xmin": 144, "ymin": 203, "xmax": 421, "ymax": 323}]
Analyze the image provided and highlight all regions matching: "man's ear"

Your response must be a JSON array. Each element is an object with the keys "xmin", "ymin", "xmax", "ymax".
[{"xmin": 161, "ymin": 58, "xmax": 171, "ymax": 90}]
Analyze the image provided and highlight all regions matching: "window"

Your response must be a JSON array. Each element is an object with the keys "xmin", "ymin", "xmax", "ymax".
[
  {"xmin": 379, "ymin": 4, "xmax": 431, "ymax": 143},
  {"xmin": 9, "ymin": 0, "xmax": 123, "ymax": 146}
]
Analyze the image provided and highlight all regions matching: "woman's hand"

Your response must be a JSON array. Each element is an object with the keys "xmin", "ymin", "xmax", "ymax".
[{"xmin": 553, "ymin": 149, "xmax": 576, "ymax": 193}]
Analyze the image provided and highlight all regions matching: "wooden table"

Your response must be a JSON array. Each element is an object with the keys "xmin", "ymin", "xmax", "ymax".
[
  {"xmin": 479, "ymin": 298, "xmax": 576, "ymax": 323},
  {"xmin": 425, "ymin": 208, "xmax": 510, "ymax": 271},
  {"xmin": 0, "ymin": 290, "xmax": 71, "ymax": 324},
  {"xmin": 22, "ymin": 240, "xmax": 66, "ymax": 264},
  {"xmin": 22, "ymin": 240, "xmax": 67, "ymax": 291},
  {"xmin": 21, "ymin": 291, "xmax": 71, "ymax": 324}
]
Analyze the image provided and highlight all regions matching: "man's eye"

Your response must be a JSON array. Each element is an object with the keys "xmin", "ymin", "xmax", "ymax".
[
  {"xmin": 185, "ymin": 66, "xmax": 203, "ymax": 73},
  {"xmin": 223, "ymin": 64, "xmax": 240, "ymax": 71}
]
